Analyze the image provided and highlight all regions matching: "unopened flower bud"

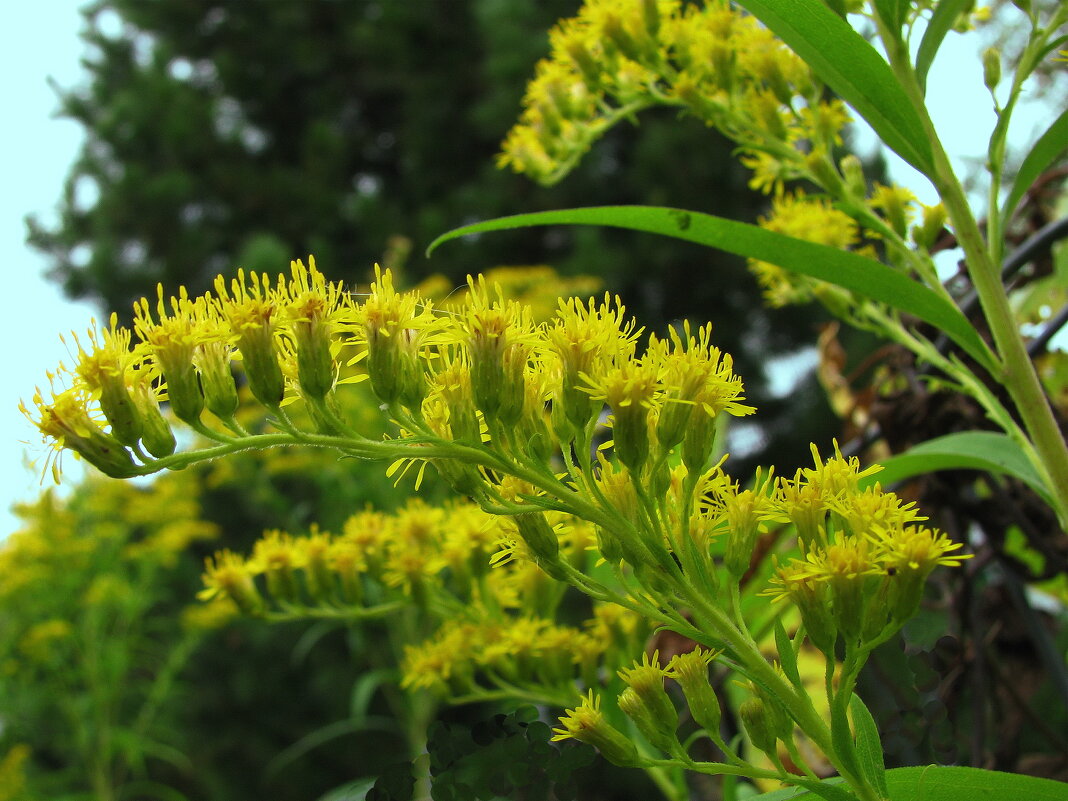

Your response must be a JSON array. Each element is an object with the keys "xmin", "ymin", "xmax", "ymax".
[
  {"xmin": 215, "ymin": 272, "xmax": 286, "ymax": 408},
  {"xmin": 739, "ymin": 697, "xmax": 777, "ymax": 755},
  {"xmin": 886, "ymin": 565, "xmax": 927, "ymax": 624},
  {"xmin": 751, "ymin": 683, "xmax": 794, "ymax": 742},
  {"xmin": 596, "ymin": 526, "xmax": 625, "ymax": 564},
  {"xmin": 982, "ymin": 47, "xmax": 1001, "ymax": 91},
  {"xmin": 514, "ymin": 512, "xmax": 561, "ymax": 564},
  {"xmin": 725, "ymin": 491, "xmax": 762, "ymax": 578},
  {"xmin": 618, "ymin": 687, "xmax": 680, "ymax": 755},
  {"xmin": 602, "ymin": 14, "xmax": 643, "ymax": 63},
  {"xmin": 264, "ymin": 562, "xmax": 299, "ymax": 604},
  {"xmin": 666, "ymin": 649, "xmax": 722, "ymax": 736},
  {"xmin": 612, "ymin": 405, "xmax": 650, "ymax": 473},
  {"xmin": 200, "ymin": 551, "xmax": 265, "ymax": 617},
  {"xmin": 237, "ymin": 325, "xmax": 285, "ymax": 408},
  {"xmin": 682, "ymin": 410, "xmax": 717, "ymax": 474},
  {"xmin": 554, "ymin": 692, "xmax": 641, "ymax": 767},
  {"xmin": 641, "ymin": 0, "xmax": 659, "ymax": 37},
  {"xmin": 299, "ymin": 535, "xmax": 335, "ymax": 603},
  {"xmin": 290, "ymin": 317, "xmax": 336, "ymax": 402},
  {"xmin": 840, "ymin": 155, "xmax": 867, "ymax": 197},
  {"xmin": 805, "ymin": 151, "xmax": 845, "ymax": 195},
  {"xmin": 655, "ymin": 396, "xmax": 691, "ymax": 453},
  {"xmin": 32, "ymin": 390, "xmax": 139, "ymax": 478},
  {"xmin": 565, "ymin": 39, "xmax": 601, "ymax": 88},
  {"xmin": 196, "ymin": 342, "xmax": 240, "ymax": 420},
  {"xmin": 709, "ymin": 42, "xmax": 735, "ymax": 94},
  {"xmin": 619, "ymin": 653, "xmax": 678, "ymax": 736},
  {"xmin": 164, "ymin": 359, "xmax": 205, "ymax": 425},
  {"xmin": 435, "ymin": 459, "xmax": 484, "ymax": 498},
  {"xmin": 752, "ymin": 91, "xmax": 789, "ymax": 141},
  {"xmin": 757, "ymin": 53, "xmax": 794, "ymax": 106},
  {"xmin": 913, "ymin": 203, "xmax": 948, "ymax": 251},
  {"xmin": 131, "ymin": 382, "xmax": 176, "ymax": 458}
]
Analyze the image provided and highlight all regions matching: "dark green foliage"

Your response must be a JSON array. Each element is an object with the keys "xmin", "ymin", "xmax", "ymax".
[
  {"xmin": 425, "ymin": 706, "xmax": 594, "ymax": 801},
  {"xmin": 367, "ymin": 761, "xmax": 417, "ymax": 801},
  {"xmin": 359, "ymin": 706, "xmax": 597, "ymax": 801}
]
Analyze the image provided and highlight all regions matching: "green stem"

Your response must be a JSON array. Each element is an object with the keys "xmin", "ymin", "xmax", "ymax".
[
  {"xmin": 881, "ymin": 18, "xmax": 1068, "ymax": 527},
  {"xmin": 675, "ymin": 584, "xmax": 881, "ymax": 800}
]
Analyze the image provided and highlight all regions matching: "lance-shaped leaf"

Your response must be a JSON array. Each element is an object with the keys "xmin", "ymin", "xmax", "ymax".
[
  {"xmin": 849, "ymin": 695, "xmax": 889, "ymax": 800},
  {"xmin": 747, "ymin": 765, "xmax": 1068, "ymax": 799},
  {"xmin": 1000, "ymin": 108, "xmax": 1068, "ymax": 228},
  {"xmin": 428, "ymin": 206, "xmax": 994, "ymax": 371},
  {"xmin": 915, "ymin": 0, "xmax": 975, "ymax": 92},
  {"xmin": 858, "ymin": 431, "xmax": 1055, "ymax": 508}
]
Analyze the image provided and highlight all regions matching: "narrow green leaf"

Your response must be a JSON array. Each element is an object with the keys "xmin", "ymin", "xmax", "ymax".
[
  {"xmin": 915, "ymin": 0, "xmax": 974, "ymax": 92},
  {"xmin": 774, "ymin": 618, "xmax": 803, "ymax": 688},
  {"xmin": 857, "ymin": 431, "xmax": 1055, "ymax": 508},
  {"xmin": 350, "ymin": 667, "xmax": 394, "ymax": 720},
  {"xmin": 885, "ymin": 765, "xmax": 1068, "ymax": 800},
  {"xmin": 428, "ymin": 206, "xmax": 994, "ymax": 371},
  {"xmin": 1000, "ymin": 108, "xmax": 1068, "ymax": 227},
  {"xmin": 849, "ymin": 695, "xmax": 889, "ymax": 799},
  {"xmin": 830, "ymin": 698, "xmax": 861, "ymax": 785},
  {"xmin": 732, "ymin": 0, "xmax": 934, "ymax": 173},
  {"xmin": 746, "ymin": 766, "xmax": 1068, "ymax": 800},
  {"xmin": 1039, "ymin": 34, "xmax": 1068, "ymax": 62}
]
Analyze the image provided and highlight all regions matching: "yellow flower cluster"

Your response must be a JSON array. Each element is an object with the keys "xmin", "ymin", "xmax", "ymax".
[
  {"xmin": 23, "ymin": 259, "xmax": 971, "ymax": 769},
  {"xmin": 198, "ymin": 497, "xmax": 600, "ymax": 623},
  {"xmin": 23, "ymin": 262, "xmax": 755, "ymax": 535},
  {"xmin": 23, "ymin": 257, "xmax": 358, "ymax": 479},
  {"xmin": 499, "ymin": 0, "xmax": 831, "ymax": 188},
  {"xmin": 1, "ymin": 473, "xmax": 217, "ymax": 606},
  {"xmin": 499, "ymin": 1, "xmax": 951, "ymax": 309},
  {"xmin": 422, "ymin": 265, "xmax": 603, "ymax": 324},
  {"xmin": 766, "ymin": 443, "xmax": 968, "ymax": 652},
  {"xmin": 401, "ymin": 602, "xmax": 649, "ymax": 699},
  {"xmin": 200, "ymin": 494, "xmax": 652, "ymax": 705},
  {"xmin": 749, "ymin": 191, "xmax": 859, "ymax": 307}
]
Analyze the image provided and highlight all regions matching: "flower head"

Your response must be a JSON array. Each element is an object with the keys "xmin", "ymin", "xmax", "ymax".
[
  {"xmin": 280, "ymin": 256, "xmax": 354, "ymax": 401},
  {"xmin": 134, "ymin": 286, "xmax": 212, "ymax": 423},
  {"xmin": 214, "ymin": 269, "xmax": 286, "ymax": 408},
  {"xmin": 553, "ymin": 690, "xmax": 640, "ymax": 766}
]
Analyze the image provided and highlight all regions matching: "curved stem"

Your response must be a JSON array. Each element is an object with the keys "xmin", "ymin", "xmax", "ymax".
[{"xmin": 877, "ymin": 18, "xmax": 1068, "ymax": 527}]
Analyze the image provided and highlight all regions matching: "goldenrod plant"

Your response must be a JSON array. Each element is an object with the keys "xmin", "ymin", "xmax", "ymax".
[
  {"xmin": 18, "ymin": 2, "xmax": 1068, "ymax": 800},
  {"xmin": 23, "ymin": 255, "xmax": 1061, "ymax": 800}
]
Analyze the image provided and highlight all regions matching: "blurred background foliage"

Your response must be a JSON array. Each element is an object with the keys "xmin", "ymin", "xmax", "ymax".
[{"xmin": 6, "ymin": 0, "xmax": 1067, "ymax": 799}]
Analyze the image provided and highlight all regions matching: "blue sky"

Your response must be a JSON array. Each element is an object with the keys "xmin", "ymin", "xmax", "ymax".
[
  {"xmin": 0, "ymin": 4, "xmax": 1059, "ymax": 536},
  {"xmin": 2, "ymin": 2, "xmax": 96, "ymax": 535}
]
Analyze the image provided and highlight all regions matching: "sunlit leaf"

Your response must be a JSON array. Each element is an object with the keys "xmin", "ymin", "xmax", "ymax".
[
  {"xmin": 858, "ymin": 431, "xmax": 1054, "ymax": 508},
  {"xmin": 1000, "ymin": 108, "xmax": 1068, "ymax": 227},
  {"xmin": 428, "ymin": 206, "xmax": 993, "ymax": 371}
]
